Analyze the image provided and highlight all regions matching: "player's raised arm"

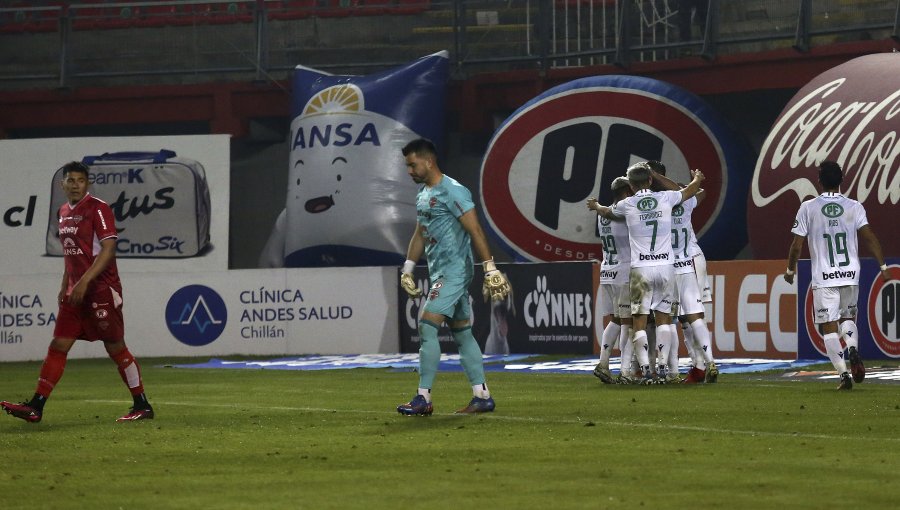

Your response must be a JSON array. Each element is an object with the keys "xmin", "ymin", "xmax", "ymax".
[
  {"xmin": 587, "ymin": 197, "xmax": 618, "ymax": 219},
  {"xmin": 679, "ymin": 169, "xmax": 705, "ymax": 203}
]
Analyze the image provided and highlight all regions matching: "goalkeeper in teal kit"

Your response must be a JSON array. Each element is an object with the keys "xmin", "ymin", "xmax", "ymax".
[{"xmin": 397, "ymin": 138, "xmax": 511, "ymax": 415}]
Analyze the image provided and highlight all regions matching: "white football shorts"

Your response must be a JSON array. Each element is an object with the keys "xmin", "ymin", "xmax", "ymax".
[{"xmin": 812, "ymin": 285, "xmax": 858, "ymax": 324}]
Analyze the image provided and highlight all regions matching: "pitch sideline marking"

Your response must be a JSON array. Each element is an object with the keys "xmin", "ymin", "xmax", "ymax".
[{"xmin": 85, "ymin": 399, "xmax": 900, "ymax": 443}]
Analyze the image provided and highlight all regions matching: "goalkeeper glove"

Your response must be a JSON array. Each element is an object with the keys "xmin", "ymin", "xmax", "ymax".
[
  {"xmin": 482, "ymin": 258, "xmax": 511, "ymax": 301},
  {"xmin": 400, "ymin": 260, "xmax": 422, "ymax": 298}
]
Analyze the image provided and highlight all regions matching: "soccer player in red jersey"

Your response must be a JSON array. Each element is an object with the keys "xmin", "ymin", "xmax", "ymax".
[{"xmin": 1, "ymin": 162, "xmax": 154, "ymax": 423}]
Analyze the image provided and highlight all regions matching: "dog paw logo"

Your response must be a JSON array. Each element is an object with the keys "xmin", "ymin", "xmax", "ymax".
[{"xmin": 526, "ymin": 276, "xmax": 552, "ymax": 327}]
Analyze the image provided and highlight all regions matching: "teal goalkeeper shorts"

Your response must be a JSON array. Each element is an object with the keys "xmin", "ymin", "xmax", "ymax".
[{"xmin": 423, "ymin": 275, "xmax": 472, "ymax": 322}]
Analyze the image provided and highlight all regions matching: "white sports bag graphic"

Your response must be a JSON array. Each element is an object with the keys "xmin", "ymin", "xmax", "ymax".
[{"xmin": 46, "ymin": 150, "xmax": 211, "ymax": 258}]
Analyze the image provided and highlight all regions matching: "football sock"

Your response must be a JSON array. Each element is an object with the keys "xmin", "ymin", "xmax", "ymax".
[
  {"xmin": 682, "ymin": 322, "xmax": 701, "ymax": 368},
  {"xmin": 133, "ymin": 393, "xmax": 151, "ymax": 409},
  {"xmin": 667, "ymin": 324, "xmax": 679, "ymax": 375},
  {"xmin": 823, "ymin": 332, "xmax": 848, "ymax": 374},
  {"xmin": 472, "ymin": 383, "xmax": 490, "ymax": 399},
  {"xmin": 840, "ymin": 321, "xmax": 858, "ymax": 351},
  {"xmin": 618, "ymin": 325, "xmax": 634, "ymax": 376},
  {"xmin": 690, "ymin": 318, "xmax": 715, "ymax": 365},
  {"xmin": 599, "ymin": 322, "xmax": 621, "ymax": 369},
  {"xmin": 417, "ymin": 388, "xmax": 431, "ymax": 403},
  {"xmin": 633, "ymin": 330, "xmax": 650, "ymax": 368},
  {"xmin": 655, "ymin": 324, "xmax": 671, "ymax": 373},
  {"xmin": 109, "ymin": 347, "xmax": 145, "ymax": 396},
  {"xmin": 451, "ymin": 325, "xmax": 486, "ymax": 387},
  {"xmin": 417, "ymin": 320, "xmax": 441, "ymax": 390},
  {"xmin": 34, "ymin": 346, "xmax": 68, "ymax": 403}
]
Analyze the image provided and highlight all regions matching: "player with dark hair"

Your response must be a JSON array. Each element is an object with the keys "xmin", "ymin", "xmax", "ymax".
[
  {"xmin": 593, "ymin": 162, "xmax": 705, "ymax": 384},
  {"xmin": 587, "ymin": 177, "xmax": 636, "ymax": 383},
  {"xmin": 784, "ymin": 160, "xmax": 892, "ymax": 390},
  {"xmin": 1, "ymin": 162, "xmax": 154, "ymax": 423},
  {"xmin": 397, "ymin": 138, "xmax": 510, "ymax": 415}
]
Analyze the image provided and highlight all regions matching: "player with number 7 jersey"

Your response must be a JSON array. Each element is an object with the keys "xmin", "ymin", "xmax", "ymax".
[{"xmin": 594, "ymin": 163, "xmax": 705, "ymax": 384}]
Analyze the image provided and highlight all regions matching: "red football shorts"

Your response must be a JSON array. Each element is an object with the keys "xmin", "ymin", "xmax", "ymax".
[{"xmin": 54, "ymin": 286, "xmax": 125, "ymax": 342}]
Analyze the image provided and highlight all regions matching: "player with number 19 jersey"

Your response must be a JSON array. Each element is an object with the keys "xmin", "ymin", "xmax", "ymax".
[
  {"xmin": 598, "ymin": 214, "xmax": 631, "ymax": 285},
  {"xmin": 416, "ymin": 175, "xmax": 475, "ymax": 284},
  {"xmin": 791, "ymin": 192, "xmax": 867, "ymax": 289}
]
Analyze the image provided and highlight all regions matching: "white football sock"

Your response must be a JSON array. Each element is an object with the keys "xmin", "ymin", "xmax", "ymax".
[
  {"xmin": 823, "ymin": 332, "xmax": 848, "ymax": 375},
  {"xmin": 840, "ymin": 321, "xmax": 858, "ymax": 351},
  {"xmin": 418, "ymin": 387, "xmax": 432, "ymax": 403},
  {"xmin": 599, "ymin": 322, "xmax": 621, "ymax": 369},
  {"xmin": 619, "ymin": 325, "xmax": 634, "ymax": 377},
  {"xmin": 667, "ymin": 324, "xmax": 679, "ymax": 374},
  {"xmin": 472, "ymin": 383, "xmax": 490, "ymax": 399},
  {"xmin": 690, "ymin": 318, "xmax": 715, "ymax": 364},
  {"xmin": 655, "ymin": 324, "xmax": 671, "ymax": 372},
  {"xmin": 634, "ymin": 330, "xmax": 650, "ymax": 368}
]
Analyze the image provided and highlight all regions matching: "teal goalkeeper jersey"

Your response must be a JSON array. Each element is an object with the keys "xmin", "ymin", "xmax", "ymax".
[{"xmin": 416, "ymin": 175, "xmax": 475, "ymax": 282}]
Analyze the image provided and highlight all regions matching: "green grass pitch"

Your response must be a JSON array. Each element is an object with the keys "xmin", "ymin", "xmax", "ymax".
[{"xmin": 1, "ymin": 358, "xmax": 898, "ymax": 509}]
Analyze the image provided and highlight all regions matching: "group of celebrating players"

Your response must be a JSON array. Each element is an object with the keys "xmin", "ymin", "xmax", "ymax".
[{"xmin": 588, "ymin": 160, "xmax": 718, "ymax": 385}]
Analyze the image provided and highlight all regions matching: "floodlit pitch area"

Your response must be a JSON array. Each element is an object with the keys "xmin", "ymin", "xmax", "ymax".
[{"xmin": 1, "ymin": 358, "xmax": 898, "ymax": 509}]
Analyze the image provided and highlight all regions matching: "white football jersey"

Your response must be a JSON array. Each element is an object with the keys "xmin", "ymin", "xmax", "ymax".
[
  {"xmin": 672, "ymin": 196, "xmax": 699, "ymax": 275},
  {"xmin": 611, "ymin": 189, "xmax": 682, "ymax": 268},
  {"xmin": 791, "ymin": 193, "xmax": 868, "ymax": 289},
  {"xmin": 597, "ymin": 208, "xmax": 631, "ymax": 285}
]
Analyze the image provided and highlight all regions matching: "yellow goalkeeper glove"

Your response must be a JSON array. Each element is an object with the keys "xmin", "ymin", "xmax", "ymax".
[
  {"xmin": 400, "ymin": 260, "xmax": 422, "ymax": 298},
  {"xmin": 481, "ymin": 258, "xmax": 511, "ymax": 301}
]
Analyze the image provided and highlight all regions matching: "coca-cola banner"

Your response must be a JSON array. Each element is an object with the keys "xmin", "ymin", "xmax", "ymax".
[
  {"xmin": 399, "ymin": 262, "xmax": 595, "ymax": 355},
  {"xmin": 750, "ymin": 53, "xmax": 900, "ymax": 259}
]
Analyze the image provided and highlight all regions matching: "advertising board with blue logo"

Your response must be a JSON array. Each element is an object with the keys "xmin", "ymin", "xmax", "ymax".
[{"xmin": 0, "ymin": 267, "xmax": 397, "ymax": 362}]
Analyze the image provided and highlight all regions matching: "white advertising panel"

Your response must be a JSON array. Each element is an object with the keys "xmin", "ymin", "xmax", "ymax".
[
  {"xmin": 0, "ymin": 135, "xmax": 230, "ymax": 275},
  {"xmin": 0, "ymin": 267, "xmax": 398, "ymax": 361}
]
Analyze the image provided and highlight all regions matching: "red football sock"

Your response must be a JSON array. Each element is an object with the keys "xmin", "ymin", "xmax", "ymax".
[
  {"xmin": 110, "ymin": 347, "xmax": 144, "ymax": 396},
  {"xmin": 35, "ymin": 347, "xmax": 68, "ymax": 398}
]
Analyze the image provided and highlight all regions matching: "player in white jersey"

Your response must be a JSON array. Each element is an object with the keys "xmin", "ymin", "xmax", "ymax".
[
  {"xmin": 587, "ymin": 177, "xmax": 634, "ymax": 384},
  {"xmin": 784, "ymin": 161, "xmax": 892, "ymax": 390},
  {"xmin": 647, "ymin": 162, "xmax": 718, "ymax": 384},
  {"xmin": 594, "ymin": 162, "xmax": 705, "ymax": 384}
]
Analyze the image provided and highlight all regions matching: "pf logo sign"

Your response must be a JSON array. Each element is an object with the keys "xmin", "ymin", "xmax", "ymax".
[
  {"xmin": 868, "ymin": 266, "xmax": 900, "ymax": 357},
  {"xmin": 750, "ymin": 53, "xmax": 900, "ymax": 259},
  {"xmin": 480, "ymin": 75, "xmax": 752, "ymax": 262}
]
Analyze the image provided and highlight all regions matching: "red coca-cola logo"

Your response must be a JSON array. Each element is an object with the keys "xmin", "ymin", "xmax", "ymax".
[{"xmin": 750, "ymin": 54, "xmax": 900, "ymax": 259}]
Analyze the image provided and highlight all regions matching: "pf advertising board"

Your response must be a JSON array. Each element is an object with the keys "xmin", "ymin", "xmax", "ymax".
[
  {"xmin": 750, "ymin": 53, "xmax": 900, "ymax": 260},
  {"xmin": 480, "ymin": 75, "xmax": 753, "ymax": 263},
  {"xmin": 0, "ymin": 135, "xmax": 229, "ymax": 275},
  {"xmin": 797, "ymin": 258, "xmax": 900, "ymax": 360},
  {"xmin": 399, "ymin": 262, "xmax": 595, "ymax": 355}
]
